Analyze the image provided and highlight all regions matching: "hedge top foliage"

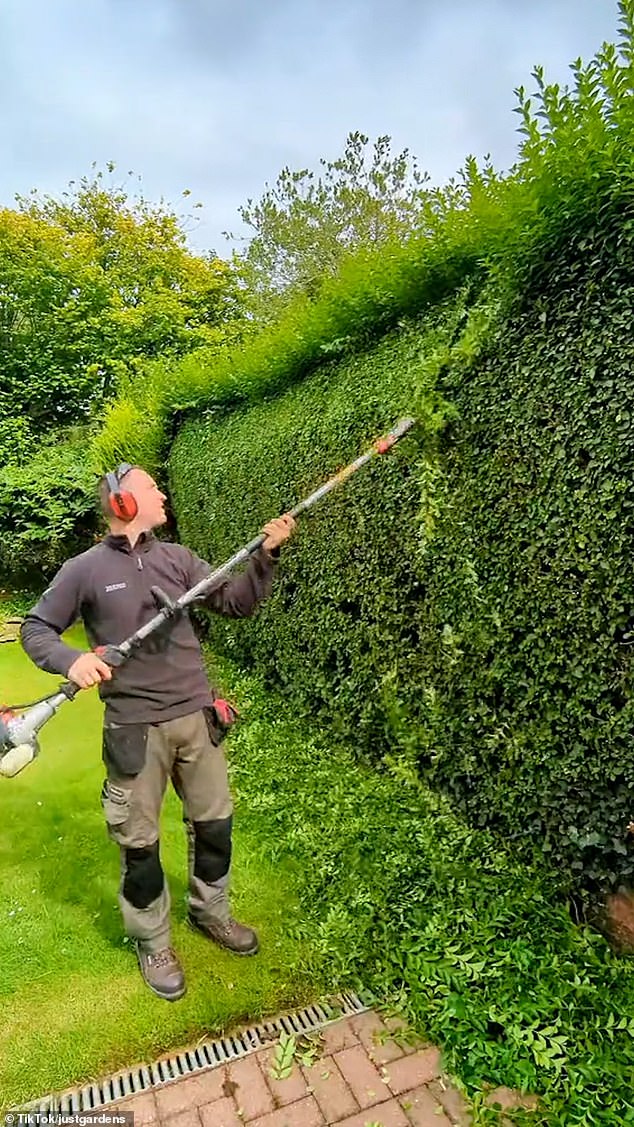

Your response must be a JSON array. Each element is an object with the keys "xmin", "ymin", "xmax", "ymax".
[{"xmin": 92, "ymin": 211, "xmax": 487, "ymax": 474}]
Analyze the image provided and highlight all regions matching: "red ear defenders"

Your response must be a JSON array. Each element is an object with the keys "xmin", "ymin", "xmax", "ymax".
[{"xmin": 105, "ymin": 462, "xmax": 138, "ymax": 522}]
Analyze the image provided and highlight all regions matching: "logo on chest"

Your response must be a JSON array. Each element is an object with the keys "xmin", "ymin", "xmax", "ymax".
[{"xmin": 105, "ymin": 582, "xmax": 128, "ymax": 593}]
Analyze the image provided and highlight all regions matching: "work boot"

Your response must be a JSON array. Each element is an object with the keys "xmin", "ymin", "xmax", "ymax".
[
  {"xmin": 135, "ymin": 942, "xmax": 187, "ymax": 1001},
  {"xmin": 187, "ymin": 912, "xmax": 259, "ymax": 956}
]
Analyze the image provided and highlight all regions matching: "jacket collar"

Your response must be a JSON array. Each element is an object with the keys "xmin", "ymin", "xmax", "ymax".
[{"xmin": 104, "ymin": 530, "xmax": 156, "ymax": 554}]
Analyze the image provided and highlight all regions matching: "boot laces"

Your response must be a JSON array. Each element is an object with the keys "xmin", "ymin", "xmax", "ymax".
[
  {"xmin": 149, "ymin": 946, "xmax": 177, "ymax": 969},
  {"xmin": 220, "ymin": 917, "xmax": 241, "ymax": 936}
]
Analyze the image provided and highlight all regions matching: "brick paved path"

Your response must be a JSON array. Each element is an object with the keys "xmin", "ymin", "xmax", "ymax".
[{"xmin": 110, "ymin": 1011, "xmax": 472, "ymax": 1127}]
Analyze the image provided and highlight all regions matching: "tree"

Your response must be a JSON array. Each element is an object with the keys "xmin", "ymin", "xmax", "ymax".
[
  {"xmin": 228, "ymin": 131, "xmax": 430, "ymax": 317},
  {"xmin": 0, "ymin": 166, "xmax": 243, "ymax": 440}
]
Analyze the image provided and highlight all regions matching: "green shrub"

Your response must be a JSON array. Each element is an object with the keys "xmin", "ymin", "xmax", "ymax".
[
  {"xmin": 0, "ymin": 415, "xmax": 34, "ymax": 468},
  {"xmin": 0, "ymin": 432, "xmax": 99, "ymax": 581},
  {"xmin": 0, "ymin": 176, "xmax": 243, "ymax": 439}
]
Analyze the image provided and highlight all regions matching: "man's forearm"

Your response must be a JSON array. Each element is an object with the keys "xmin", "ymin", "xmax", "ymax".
[
  {"xmin": 205, "ymin": 547, "xmax": 279, "ymax": 618},
  {"xmin": 20, "ymin": 617, "xmax": 84, "ymax": 677}
]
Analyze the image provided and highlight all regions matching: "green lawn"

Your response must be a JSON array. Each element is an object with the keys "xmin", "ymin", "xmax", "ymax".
[{"xmin": 0, "ymin": 628, "xmax": 316, "ymax": 1110}]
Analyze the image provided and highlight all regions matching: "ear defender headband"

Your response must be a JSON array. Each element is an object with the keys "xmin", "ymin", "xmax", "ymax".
[{"xmin": 105, "ymin": 462, "xmax": 138, "ymax": 522}]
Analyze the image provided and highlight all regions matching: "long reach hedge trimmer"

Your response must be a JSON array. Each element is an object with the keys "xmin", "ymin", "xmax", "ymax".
[{"xmin": 0, "ymin": 417, "xmax": 415, "ymax": 778}]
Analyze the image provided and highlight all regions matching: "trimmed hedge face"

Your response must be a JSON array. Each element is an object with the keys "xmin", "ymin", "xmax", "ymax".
[
  {"xmin": 169, "ymin": 315, "xmax": 441, "ymax": 740},
  {"xmin": 171, "ymin": 200, "xmax": 634, "ymax": 889},
  {"xmin": 424, "ymin": 198, "xmax": 634, "ymax": 889}
]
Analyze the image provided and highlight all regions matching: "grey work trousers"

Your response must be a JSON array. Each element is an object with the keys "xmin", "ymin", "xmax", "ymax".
[{"xmin": 100, "ymin": 709, "xmax": 233, "ymax": 953}]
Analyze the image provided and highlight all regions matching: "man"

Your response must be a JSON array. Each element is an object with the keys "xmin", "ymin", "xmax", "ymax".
[{"xmin": 20, "ymin": 463, "xmax": 296, "ymax": 1002}]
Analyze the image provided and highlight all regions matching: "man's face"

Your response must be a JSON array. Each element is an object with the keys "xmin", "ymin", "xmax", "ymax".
[{"xmin": 121, "ymin": 468, "xmax": 167, "ymax": 529}]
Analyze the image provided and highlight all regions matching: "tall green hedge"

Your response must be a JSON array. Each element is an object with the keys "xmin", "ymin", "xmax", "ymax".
[
  {"xmin": 134, "ymin": 10, "xmax": 634, "ymax": 890},
  {"xmin": 170, "ymin": 185, "xmax": 634, "ymax": 890}
]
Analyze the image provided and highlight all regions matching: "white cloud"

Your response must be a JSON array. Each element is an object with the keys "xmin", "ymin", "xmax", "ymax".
[{"xmin": 0, "ymin": 0, "xmax": 620, "ymax": 253}]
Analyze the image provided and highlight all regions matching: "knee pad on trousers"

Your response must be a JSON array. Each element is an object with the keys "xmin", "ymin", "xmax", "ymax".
[
  {"xmin": 193, "ymin": 816, "xmax": 232, "ymax": 884},
  {"xmin": 123, "ymin": 842, "xmax": 164, "ymax": 908}
]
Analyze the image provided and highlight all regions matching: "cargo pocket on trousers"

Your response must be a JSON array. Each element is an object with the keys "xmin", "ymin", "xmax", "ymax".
[
  {"xmin": 102, "ymin": 722, "xmax": 149, "ymax": 777},
  {"xmin": 101, "ymin": 779, "xmax": 132, "ymax": 839}
]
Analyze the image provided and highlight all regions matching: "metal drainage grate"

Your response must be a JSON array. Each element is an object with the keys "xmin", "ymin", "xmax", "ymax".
[{"xmin": 15, "ymin": 991, "xmax": 370, "ymax": 1114}]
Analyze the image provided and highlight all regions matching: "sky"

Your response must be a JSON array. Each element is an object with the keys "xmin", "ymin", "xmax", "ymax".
[{"xmin": 0, "ymin": 0, "xmax": 621, "ymax": 256}]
